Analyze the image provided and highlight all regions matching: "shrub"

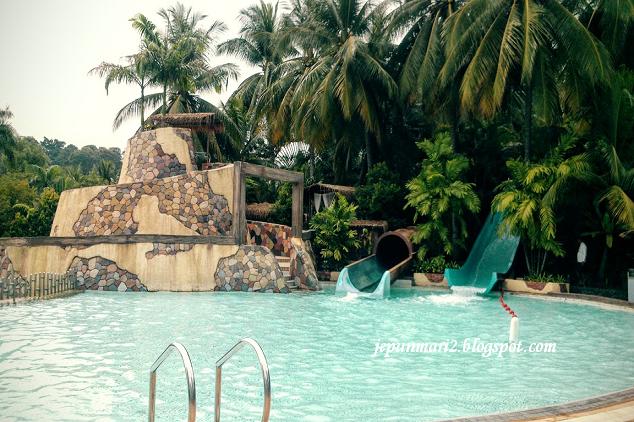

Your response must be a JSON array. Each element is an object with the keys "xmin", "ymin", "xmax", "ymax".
[
  {"xmin": 309, "ymin": 193, "xmax": 361, "ymax": 270},
  {"xmin": 405, "ymin": 132, "xmax": 480, "ymax": 259},
  {"xmin": 415, "ymin": 255, "xmax": 459, "ymax": 274},
  {"xmin": 356, "ymin": 162, "xmax": 406, "ymax": 228}
]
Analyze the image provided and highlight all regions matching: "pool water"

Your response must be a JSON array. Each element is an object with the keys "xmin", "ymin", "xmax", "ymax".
[{"xmin": 1, "ymin": 288, "xmax": 634, "ymax": 421}]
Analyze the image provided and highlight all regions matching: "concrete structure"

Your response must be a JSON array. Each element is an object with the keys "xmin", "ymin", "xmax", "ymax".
[{"xmin": 0, "ymin": 124, "xmax": 319, "ymax": 293}]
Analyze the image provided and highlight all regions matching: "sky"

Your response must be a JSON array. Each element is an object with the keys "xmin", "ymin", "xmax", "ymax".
[{"xmin": 0, "ymin": 0, "xmax": 258, "ymax": 151}]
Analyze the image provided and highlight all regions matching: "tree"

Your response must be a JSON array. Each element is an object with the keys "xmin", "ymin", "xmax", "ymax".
[
  {"xmin": 440, "ymin": 0, "xmax": 613, "ymax": 162},
  {"xmin": 0, "ymin": 173, "xmax": 36, "ymax": 236},
  {"xmin": 405, "ymin": 132, "xmax": 480, "ymax": 259},
  {"xmin": 90, "ymin": 53, "xmax": 153, "ymax": 128},
  {"xmin": 25, "ymin": 164, "xmax": 65, "ymax": 191},
  {"xmin": 492, "ymin": 134, "xmax": 593, "ymax": 275},
  {"xmin": 390, "ymin": 0, "xmax": 463, "ymax": 149},
  {"xmin": 542, "ymin": 139, "xmax": 634, "ymax": 283},
  {"xmin": 252, "ymin": 0, "xmax": 396, "ymax": 181},
  {"xmin": 94, "ymin": 3, "xmax": 239, "ymax": 135},
  {"xmin": 96, "ymin": 160, "xmax": 117, "ymax": 184},
  {"xmin": 356, "ymin": 162, "xmax": 406, "ymax": 228},
  {"xmin": 9, "ymin": 188, "xmax": 60, "ymax": 237},
  {"xmin": 218, "ymin": 0, "xmax": 290, "ymax": 118},
  {"xmin": 0, "ymin": 106, "xmax": 17, "ymax": 169}
]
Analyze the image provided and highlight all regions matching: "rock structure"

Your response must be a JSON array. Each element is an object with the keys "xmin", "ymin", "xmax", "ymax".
[
  {"xmin": 68, "ymin": 256, "xmax": 147, "ymax": 292},
  {"xmin": 214, "ymin": 246, "xmax": 290, "ymax": 293},
  {"xmin": 72, "ymin": 173, "xmax": 232, "ymax": 237},
  {"xmin": 246, "ymin": 221, "xmax": 294, "ymax": 256},
  {"xmin": 2, "ymin": 124, "xmax": 319, "ymax": 294},
  {"xmin": 124, "ymin": 129, "xmax": 194, "ymax": 182}
]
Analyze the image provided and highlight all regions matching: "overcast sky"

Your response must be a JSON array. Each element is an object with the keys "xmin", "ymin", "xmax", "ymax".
[{"xmin": 0, "ymin": 0, "xmax": 259, "ymax": 151}]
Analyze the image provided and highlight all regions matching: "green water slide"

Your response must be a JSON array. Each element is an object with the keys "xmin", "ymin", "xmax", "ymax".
[
  {"xmin": 444, "ymin": 213, "xmax": 520, "ymax": 293},
  {"xmin": 335, "ymin": 229, "xmax": 415, "ymax": 298}
]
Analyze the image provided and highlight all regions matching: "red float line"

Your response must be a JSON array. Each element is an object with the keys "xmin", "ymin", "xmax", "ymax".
[{"xmin": 499, "ymin": 288, "xmax": 517, "ymax": 318}]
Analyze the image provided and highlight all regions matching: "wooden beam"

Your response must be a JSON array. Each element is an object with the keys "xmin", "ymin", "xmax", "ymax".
[
  {"xmin": 240, "ymin": 162, "xmax": 303, "ymax": 183},
  {"xmin": 0, "ymin": 235, "xmax": 237, "ymax": 247}
]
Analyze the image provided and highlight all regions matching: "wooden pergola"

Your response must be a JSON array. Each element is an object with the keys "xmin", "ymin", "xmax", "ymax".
[{"xmin": 232, "ymin": 162, "xmax": 304, "ymax": 243}]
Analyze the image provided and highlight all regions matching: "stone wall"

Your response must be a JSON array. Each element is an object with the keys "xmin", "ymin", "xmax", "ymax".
[
  {"xmin": 72, "ymin": 172, "xmax": 232, "ymax": 237},
  {"xmin": 289, "ymin": 242, "xmax": 320, "ymax": 290},
  {"xmin": 2, "ymin": 242, "xmax": 239, "ymax": 292},
  {"xmin": 214, "ymin": 245, "xmax": 290, "ymax": 293},
  {"xmin": 246, "ymin": 221, "xmax": 293, "ymax": 257},
  {"xmin": 68, "ymin": 256, "xmax": 147, "ymax": 292},
  {"xmin": 119, "ymin": 128, "xmax": 196, "ymax": 184}
]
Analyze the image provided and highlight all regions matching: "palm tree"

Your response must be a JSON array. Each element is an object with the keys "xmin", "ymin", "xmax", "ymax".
[
  {"xmin": 26, "ymin": 164, "xmax": 65, "ymax": 191},
  {"xmin": 96, "ymin": 160, "xmax": 117, "ymax": 184},
  {"xmin": 542, "ymin": 139, "xmax": 634, "ymax": 282},
  {"xmin": 95, "ymin": 3, "xmax": 239, "ymax": 132},
  {"xmin": 390, "ymin": 0, "xmax": 463, "ymax": 149},
  {"xmin": 440, "ymin": 0, "xmax": 613, "ymax": 162},
  {"xmin": 405, "ymin": 132, "xmax": 481, "ymax": 259},
  {"xmin": 270, "ymin": 0, "xmax": 396, "ymax": 180},
  {"xmin": 89, "ymin": 53, "xmax": 153, "ymax": 129},
  {"xmin": 218, "ymin": 1, "xmax": 290, "ymax": 115}
]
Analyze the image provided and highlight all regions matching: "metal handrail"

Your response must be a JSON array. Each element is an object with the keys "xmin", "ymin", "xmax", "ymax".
[
  {"xmin": 148, "ymin": 342, "xmax": 196, "ymax": 422},
  {"xmin": 215, "ymin": 338, "xmax": 271, "ymax": 422}
]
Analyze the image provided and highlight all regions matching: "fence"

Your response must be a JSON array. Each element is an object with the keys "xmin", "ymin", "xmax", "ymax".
[{"xmin": 0, "ymin": 272, "xmax": 77, "ymax": 304}]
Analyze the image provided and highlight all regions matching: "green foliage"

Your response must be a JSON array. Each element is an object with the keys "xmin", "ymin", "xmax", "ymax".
[
  {"xmin": 8, "ymin": 188, "xmax": 60, "ymax": 237},
  {"xmin": 309, "ymin": 194, "xmax": 361, "ymax": 270},
  {"xmin": 405, "ymin": 133, "xmax": 480, "ymax": 259},
  {"xmin": 525, "ymin": 272, "xmax": 568, "ymax": 284},
  {"xmin": 270, "ymin": 182, "xmax": 293, "ymax": 226},
  {"xmin": 415, "ymin": 255, "xmax": 459, "ymax": 274},
  {"xmin": 356, "ymin": 162, "xmax": 406, "ymax": 228},
  {"xmin": 0, "ymin": 174, "xmax": 37, "ymax": 236}
]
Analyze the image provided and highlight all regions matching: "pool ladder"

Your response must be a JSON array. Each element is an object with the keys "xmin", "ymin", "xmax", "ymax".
[{"xmin": 148, "ymin": 338, "xmax": 271, "ymax": 422}]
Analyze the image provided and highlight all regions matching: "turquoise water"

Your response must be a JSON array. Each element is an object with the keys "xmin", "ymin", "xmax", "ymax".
[{"xmin": 1, "ymin": 288, "xmax": 634, "ymax": 421}]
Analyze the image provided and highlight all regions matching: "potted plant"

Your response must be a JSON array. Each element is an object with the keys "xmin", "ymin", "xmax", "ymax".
[
  {"xmin": 413, "ymin": 256, "xmax": 457, "ymax": 287},
  {"xmin": 503, "ymin": 273, "xmax": 570, "ymax": 294}
]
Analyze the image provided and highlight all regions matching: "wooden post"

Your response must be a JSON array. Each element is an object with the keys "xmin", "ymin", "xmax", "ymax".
[
  {"xmin": 232, "ymin": 162, "xmax": 245, "ymax": 245},
  {"xmin": 292, "ymin": 180, "xmax": 304, "ymax": 238}
]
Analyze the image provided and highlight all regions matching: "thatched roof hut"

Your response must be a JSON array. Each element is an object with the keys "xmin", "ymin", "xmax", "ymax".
[
  {"xmin": 150, "ymin": 113, "xmax": 224, "ymax": 134},
  {"xmin": 351, "ymin": 220, "xmax": 389, "ymax": 231},
  {"xmin": 306, "ymin": 182, "xmax": 356, "ymax": 198},
  {"xmin": 246, "ymin": 202, "xmax": 274, "ymax": 220}
]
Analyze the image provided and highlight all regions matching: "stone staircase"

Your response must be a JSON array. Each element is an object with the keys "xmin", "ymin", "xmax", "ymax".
[{"xmin": 275, "ymin": 256, "xmax": 299, "ymax": 289}]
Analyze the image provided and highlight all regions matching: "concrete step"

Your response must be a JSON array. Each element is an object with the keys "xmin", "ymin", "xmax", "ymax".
[{"xmin": 286, "ymin": 278, "xmax": 299, "ymax": 289}]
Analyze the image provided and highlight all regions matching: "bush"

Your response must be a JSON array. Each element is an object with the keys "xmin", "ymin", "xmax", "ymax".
[
  {"xmin": 356, "ymin": 162, "xmax": 406, "ymax": 228},
  {"xmin": 525, "ymin": 273, "xmax": 568, "ymax": 284},
  {"xmin": 415, "ymin": 255, "xmax": 459, "ymax": 273},
  {"xmin": 309, "ymin": 193, "xmax": 361, "ymax": 271},
  {"xmin": 269, "ymin": 182, "xmax": 293, "ymax": 226}
]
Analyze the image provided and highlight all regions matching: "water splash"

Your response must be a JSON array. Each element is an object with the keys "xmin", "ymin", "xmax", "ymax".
[{"xmin": 425, "ymin": 286, "xmax": 485, "ymax": 305}]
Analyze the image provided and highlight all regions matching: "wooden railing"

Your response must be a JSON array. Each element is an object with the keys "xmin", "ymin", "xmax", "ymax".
[{"xmin": 0, "ymin": 273, "xmax": 78, "ymax": 304}]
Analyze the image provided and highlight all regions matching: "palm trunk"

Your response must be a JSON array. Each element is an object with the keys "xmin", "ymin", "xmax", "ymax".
[
  {"xmin": 523, "ymin": 82, "xmax": 533, "ymax": 162},
  {"xmin": 365, "ymin": 132, "xmax": 373, "ymax": 170},
  {"xmin": 140, "ymin": 85, "xmax": 145, "ymax": 128},
  {"xmin": 162, "ymin": 84, "xmax": 167, "ymax": 115}
]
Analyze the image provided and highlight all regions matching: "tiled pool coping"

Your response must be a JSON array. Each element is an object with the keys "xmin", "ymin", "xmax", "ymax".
[{"xmin": 442, "ymin": 386, "xmax": 634, "ymax": 421}]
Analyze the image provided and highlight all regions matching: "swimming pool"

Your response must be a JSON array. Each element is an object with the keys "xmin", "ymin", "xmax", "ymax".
[{"xmin": 1, "ymin": 288, "xmax": 633, "ymax": 421}]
